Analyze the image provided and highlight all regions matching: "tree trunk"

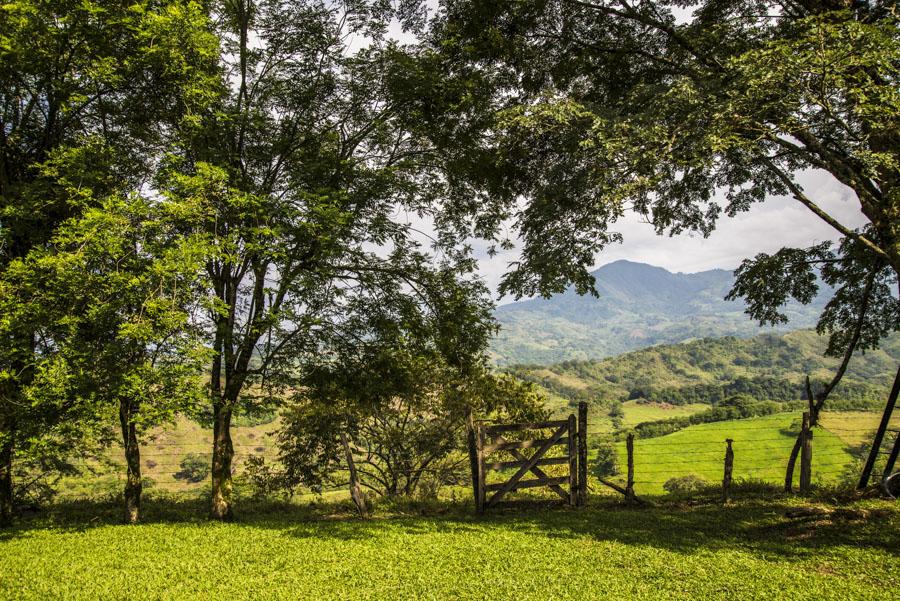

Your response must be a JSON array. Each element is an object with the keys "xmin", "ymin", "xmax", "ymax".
[
  {"xmin": 784, "ymin": 435, "xmax": 802, "ymax": 492},
  {"xmin": 119, "ymin": 398, "xmax": 142, "ymax": 524},
  {"xmin": 210, "ymin": 401, "xmax": 234, "ymax": 521},
  {"xmin": 0, "ymin": 422, "xmax": 13, "ymax": 528},
  {"xmin": 341, "ymin": 432, "xmax": 368, "ymax": 518}
]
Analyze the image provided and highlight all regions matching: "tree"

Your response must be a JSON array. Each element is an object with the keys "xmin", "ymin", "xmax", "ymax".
[
  {"xmin": 728, "ymin": 233, "xmax": 899, "ymax": 490},
  {"xmin": 271, "ymin": 273, "xmax": 547, "ymax": 502},
  {"xmin": 164, "ymin": 0, "xmax": 470, "ymax": 520},
  {"xmin": 0, "ymin": 0, "xmax": 218, "ymax": 526},
  {"xmin": 410, "ymin": 1, "xmax": 900, "ymax": 297},
  {"xmin": 1, "ymin": 196, "xmax": 209, "ymax": 522}
]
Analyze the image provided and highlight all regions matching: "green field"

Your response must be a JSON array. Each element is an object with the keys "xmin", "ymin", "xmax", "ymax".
[
  {"xmin": 609, "ymin": 413, "xmax": 882, "ymax": 496},
  {"xmin": 1, "ymin": 497, "xmax": 898, "ymax": 600}
]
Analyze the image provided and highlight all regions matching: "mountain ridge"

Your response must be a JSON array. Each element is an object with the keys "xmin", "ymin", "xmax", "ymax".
[{"xmin": 491, "ymin": 260, "xmax": 831, "ymax": 365}]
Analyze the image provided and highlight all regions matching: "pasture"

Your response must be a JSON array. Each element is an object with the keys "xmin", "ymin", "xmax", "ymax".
[
  {"xmin": 614, "ymin": 413, "xmax": 858, "ymax": 495},
  {"xmin": 1, "ymin": 496, "xmax": 898, "ymax": 600}
]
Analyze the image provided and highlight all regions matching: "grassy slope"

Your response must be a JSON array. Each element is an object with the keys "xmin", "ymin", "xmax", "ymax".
[
  {"xmin": 2, "ymin": 498, "xmax": 898, "ymax": 600},
  {"xmin": 60, "ymin": 417, "xmax": 282, "ymax": 497},
  {"xmin": 607, "ymin": 412, "xmax": 900, "ymax": 496},
  {"xmin": 614, "ymin": 414, "xmax": 847, "ymax": 495}
]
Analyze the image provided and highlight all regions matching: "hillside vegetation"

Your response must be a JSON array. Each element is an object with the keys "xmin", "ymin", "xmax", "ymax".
[
  {"xmin": 492, "ymin": 261, "xmax": 830, "ymax": 364},
  {"xmin": 507, "ymin": 330, "xmax": 900, "ymax": 414}
]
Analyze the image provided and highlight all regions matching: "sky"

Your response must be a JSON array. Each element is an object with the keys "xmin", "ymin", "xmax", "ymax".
[{"xmin": 478, "ymin": 170, "xmax": 869, "ymax": 304}]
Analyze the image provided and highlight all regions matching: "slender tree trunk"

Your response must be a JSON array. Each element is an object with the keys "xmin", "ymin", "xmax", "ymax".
[
  {"xmin": 119, "ymin": 398, "xmax": 142, "ymax": 524},
  {"xmin": 210, "ymin": 400, "xmax": 234, "ymax": 521},
  {"xmin": 341, "ymin": 432, "xmax": 367, "ymax": 518},
  {"xmin": 784, "ymin": 435, "xmax": 802, "ymax": 492},
  {"xmin": 0, "ymin": 420, "xmax": 13, "ymax": 528}
]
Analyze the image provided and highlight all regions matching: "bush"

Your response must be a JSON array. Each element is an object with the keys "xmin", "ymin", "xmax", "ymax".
[
  {"xmin": 174, "ymin": 454, "xmax": 210, "ymax": 483},
  {"xmin": 591, "ymin": 438, "xmax": 619, "ymax": 478},
  {"xmin": 663, "ymin": 474, "xmax": 708, "ymax": 496}
]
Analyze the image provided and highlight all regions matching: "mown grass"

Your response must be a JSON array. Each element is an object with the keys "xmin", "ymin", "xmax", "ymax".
[{"xmin": 1, "ymin": 495, "xmax": 898, "ymax": 600}]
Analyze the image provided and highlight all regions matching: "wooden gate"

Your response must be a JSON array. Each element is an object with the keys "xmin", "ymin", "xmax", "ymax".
[{"xmin": 470, "ymin": 402, "xmax": 587, "ymax": 512}]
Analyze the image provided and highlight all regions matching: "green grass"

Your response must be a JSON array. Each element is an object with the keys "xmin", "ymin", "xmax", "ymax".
[
  {"xmin": 1, "ymin": 496, "xmax": 898, "ymax": 600},
  {"xmin": 612, "ymin": 413, "xmax": 856, "ymax": 495}
]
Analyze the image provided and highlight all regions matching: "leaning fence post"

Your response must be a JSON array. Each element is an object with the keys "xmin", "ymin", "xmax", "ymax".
[
  {"xmin": 625, "ymin": 433, "xmax": 636, "ymax": 502},
  {"xmin": 577, "ymin": 401, "xmax": 588, "ymax": 507},
  {"xmin": 722, "ymin": 439, "xmax": 734, "ymax": 503},
  {"xmin": 799, "ymin": 412, "xmax": 813, "ymax": 494}
]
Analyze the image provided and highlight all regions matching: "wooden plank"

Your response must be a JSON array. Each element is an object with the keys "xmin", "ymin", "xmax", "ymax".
[
  {"xmin": 484, "ymin": 476, "xmax": 569, "ymax": 492},
  {"xmin": 482, "ymin": 437, "xmax": 569, "ymax": 454},
  {"xmin": 492, "ymin": 436, "xmax": 569, "ymax": 501},
  {"xmin": 484, "ymin": 456, "xmax": 569, "ymax": 472},
  {"xmin": 568, "ymin": 414, "xmax": 577, "ymax": 507},
  {"xmin": 485, "ymin": 425, "xmax": 568, "ymax": 507},
  {"xmin": 484, "ymin": 420, "xmax": 569, "ymax": 435}
]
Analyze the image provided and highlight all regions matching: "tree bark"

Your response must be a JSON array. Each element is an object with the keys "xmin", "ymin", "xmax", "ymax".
[
  {"xmin": 119, "ymin": 398, "xmax": 142, "ymax": 524},
  {"xmin": 0, "ymin": 421, "xmax": 13, "ymax": 528},
  {"xmin": 210, "ymin": 400, "xmax": 234, "ymax": 521},
  {"xmin": 341, "ymin": 432, "xmax": 368, "ymax": 518}
]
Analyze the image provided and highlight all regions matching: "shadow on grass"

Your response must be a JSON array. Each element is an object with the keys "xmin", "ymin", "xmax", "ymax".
[{"xmin": 2, "ymin": 493, "xmax": 898, "ymax": 561}]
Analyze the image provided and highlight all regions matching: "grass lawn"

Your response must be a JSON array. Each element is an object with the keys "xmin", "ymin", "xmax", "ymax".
[{"xmin": 1, "ymin": 496, "xmax": 898, "ymax": 600}]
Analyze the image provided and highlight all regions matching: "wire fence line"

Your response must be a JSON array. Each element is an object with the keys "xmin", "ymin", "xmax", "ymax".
[{"xmin": 67, "ymin": 411, "xmax": 896, "ymax": 499}]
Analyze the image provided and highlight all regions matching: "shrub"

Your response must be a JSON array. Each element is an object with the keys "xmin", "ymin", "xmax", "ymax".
[
  {"xmin": 174, "ymin": 454, "xmax": 210, "ymax": 483},
  {"xmin": 663, "ymin": 474, "xmax": 707, "ymax": 496}
]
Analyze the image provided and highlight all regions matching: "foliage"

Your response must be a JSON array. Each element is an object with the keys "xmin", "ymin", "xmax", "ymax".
[
  {"xmin": 632, "ymin": 397, "xmax": 782, "ymax": 439},
  {"xmin": 416, "ymin": 1, "xmax": 900, "ymax": 296},
  {"xmin": 174, "ymin": 454, "xmax": 210, "ymax": 484},
  {"xmin": 275, "ymin": 353, "xmax": 547, "ymax": 498},
  {"xmin": 0, "ymin": 0, "xmax": 219, "ymax": 524}
]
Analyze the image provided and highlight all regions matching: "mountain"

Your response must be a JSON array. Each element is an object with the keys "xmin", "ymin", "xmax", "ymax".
[
  {"xmin": 491, "ymin": 260, "xmax": 832, "ymax": 365},
  {"xmin": 504, "ymin": 329, "xmax": 900, "ymax": 413}
]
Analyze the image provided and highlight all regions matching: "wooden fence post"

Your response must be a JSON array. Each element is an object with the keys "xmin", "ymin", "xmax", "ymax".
[
  {"xmin": 475, "ymin": 423, "xmax": 486, "ymax": 513},
  {"xmin": 722, "ymin": 439, "xmax": 734, "ymax": 503},
  {"xmin": 799, "ymin": 412, "xmax": 813, "ymax": 494},
  {"xmin": 465, "ymin": 406, "xmax": 479, "ymax": 506},
  {"xmin": 577, "ymin": 402, "xmax": 588, "ymax": 507},
  {"xmin": 568, "ymin": 414, "xmax": 577, "ymax": 507},
  {"xmin": 625, "ymin": 433, "xmax": 635, "ymax": 502}
]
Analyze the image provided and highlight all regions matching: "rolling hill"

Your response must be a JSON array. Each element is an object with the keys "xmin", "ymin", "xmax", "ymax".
[
  {"xmin": 491, "ymin": 260, "xmax": 832, "ymax": 365},
  {"xmin": 505, "ymin": 329, "xmax": 900, "ymax": 415}
]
